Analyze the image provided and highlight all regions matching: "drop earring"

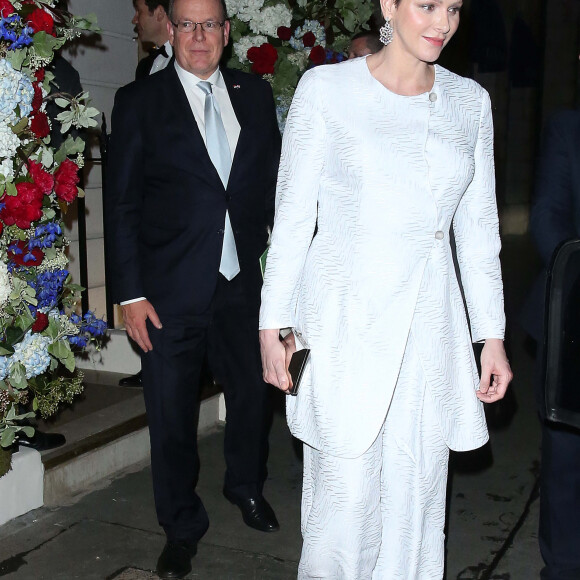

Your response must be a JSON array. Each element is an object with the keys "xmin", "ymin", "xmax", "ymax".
[{"xmin": 379, "ymin": 18, "xmax": 393, "ymax": 46}]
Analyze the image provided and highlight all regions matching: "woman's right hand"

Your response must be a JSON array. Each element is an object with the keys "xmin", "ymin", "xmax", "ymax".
[{"xmin": 260, "ymin": 329, "xmax": 293, "ymax": 392}]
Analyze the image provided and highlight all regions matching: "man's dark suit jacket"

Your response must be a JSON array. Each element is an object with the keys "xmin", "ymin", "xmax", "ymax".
[
  {"xmin": 106, "ymin": 63, "xmax": 281, "ymax": 318},
  {"xmin": 521, "ymin": 111, "xmax": 580, "ymax": 342}
]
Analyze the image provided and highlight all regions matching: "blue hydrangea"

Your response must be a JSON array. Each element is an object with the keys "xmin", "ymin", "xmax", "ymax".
[
  {"xmin": 0, "ymin": 58, "xmax": 34, "ymax": 124},
  {"xmin": 12, "ymin": 331, "xmax": 52, "ymax": 379},
  {"xmin": 0, "ymin": 355, "xmax": 9, "ymax": 381}
]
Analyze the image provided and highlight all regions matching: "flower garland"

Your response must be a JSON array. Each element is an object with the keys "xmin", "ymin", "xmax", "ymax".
[
  {"xmin": 225, "ymin": 0, "xmax": 375, "ymax": 130},
  {"xmin": 0, "ymin": 0, "xmax": 103, "ymax": 468}
]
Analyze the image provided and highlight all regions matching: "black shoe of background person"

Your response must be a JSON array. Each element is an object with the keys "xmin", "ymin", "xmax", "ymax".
[
  {"xmin": 18, "ymin": 430, "xmax": 66, "ymax": 451},
  {"xmin": 118, "ymin": 370, "xmax": 142, "ymax": 387},
  {"xmin": 223, "ymin": 488, "xmax": 280, "ymax": 532},
  {"xmin": 156, "ymin": 540, "xmax": 197, "ymax": 579}
]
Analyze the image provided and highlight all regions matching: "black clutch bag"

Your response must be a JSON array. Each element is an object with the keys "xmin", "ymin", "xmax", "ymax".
[{"xmin": 287, "ymin": 348, "xmax": 310, "ymax": 396}]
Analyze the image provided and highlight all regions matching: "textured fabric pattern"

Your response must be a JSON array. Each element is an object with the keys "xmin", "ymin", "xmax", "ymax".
[
  {"xmin": 259, "ymin": 56, "xmax": 505, "ymax": 457},
  {"xmin": 299, "ymin": 333, "xmax": 448, "ymax": 579}
]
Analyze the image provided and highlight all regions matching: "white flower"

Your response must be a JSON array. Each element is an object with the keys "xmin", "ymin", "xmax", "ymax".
[
  {"xmin": 0, "ymin": 262, "xmax": 11, "ymax": 306},
  {"xmin": 249, "ymin": 4, "xmax": 292, "ymax": 36},
  {"xmin": 225, "ymin": 0, "xmax": 264, "ymax": 22},
  {"xmin": 0, "ymin": 158, "xmax": 14, "ymax": 182},
  {"xmin": 0, "ymin": 122, "xmax": 22, "ymax": 159},
  {"xmin": 233, "ymin": 34, "xmax": 268, "ymax": 63}
]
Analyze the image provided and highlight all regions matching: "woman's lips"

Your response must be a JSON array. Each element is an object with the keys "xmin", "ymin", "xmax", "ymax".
[{"xmin": 424, "ymin": 37, "xmax": 445, "ymax": 47}]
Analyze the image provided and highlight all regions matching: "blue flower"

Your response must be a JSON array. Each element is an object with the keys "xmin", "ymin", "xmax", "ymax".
[
  {"xmin": 29, "ymin": 270, "xmax": 69, "ymax": 310},
  {"xmin": 0, "ymin": 15, "xmax": 34, "ymax": 50},
  {"xmin": 67, "ymin": 310, "xmax": 107, "ymax": 347},
  {"xmin": 12, "ymin": 331, "xmax": 52, "ymax": 379},
  {"xmin": 0, "ymin": 355, "xmax": 9, "ymax": 381},
  {"xmin": 28, "ymin": 221, "xmax": 63, "ymax": 250}
]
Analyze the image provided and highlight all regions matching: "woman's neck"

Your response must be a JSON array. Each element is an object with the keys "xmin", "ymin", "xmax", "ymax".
[{"xmin": 367, "ymin": 47, "xmax": 435, "ymax": 96}]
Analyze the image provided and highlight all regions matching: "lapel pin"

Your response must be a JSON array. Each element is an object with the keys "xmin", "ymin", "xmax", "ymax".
[{"xmin": 233, "ymin": 84, "xmax": 241, "ymax": 89}]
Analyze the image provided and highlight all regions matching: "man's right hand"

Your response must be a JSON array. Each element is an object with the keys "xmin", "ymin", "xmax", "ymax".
[{"xmin": 121, "ymin": 300, "xmax": 162, "ymax": 353}]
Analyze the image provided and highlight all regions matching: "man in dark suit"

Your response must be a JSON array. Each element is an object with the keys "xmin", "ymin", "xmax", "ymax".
[
  {"xmin": 522, "ymin": 110, "xmax": 580, "ymax": 580},
  {"xmin": 133, "ymin": 0, "xmax": 172, "ymax": 80},
  {"xmin": 106, "ymin": 0, "xmax": 281, "ymax": 576}
]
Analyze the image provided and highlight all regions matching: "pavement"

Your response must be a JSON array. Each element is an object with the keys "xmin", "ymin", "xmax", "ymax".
[{"xmin": 0, "ymin": 234, "xmax": 547, "ymax": 579}]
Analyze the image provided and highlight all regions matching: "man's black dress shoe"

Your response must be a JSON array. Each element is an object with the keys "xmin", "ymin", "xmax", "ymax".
[
  {"xmin": 156, "ymin": 540, "xmax": 197, "ymax": 579},
  {"xmin": 118, "ymin": 370, "xmax": 142, "ymax": 387},
  {"xmin": 19, "ymin": 430, "xmax": 66, "ymax": 451},
  {"xmin": 223, "ymin": 489, "xmax": 280, "ymax": 532}
]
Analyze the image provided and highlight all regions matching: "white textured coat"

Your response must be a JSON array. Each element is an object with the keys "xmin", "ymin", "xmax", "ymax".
[{"xmin": 260, "ymin": 58, "xmax": 505, "ymax": 458}]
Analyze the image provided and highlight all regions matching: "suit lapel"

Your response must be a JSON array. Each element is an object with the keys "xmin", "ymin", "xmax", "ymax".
[
  {"xmin": 221, "ymin": 68, "xmax": 248, "ymax": 188},
  {"xmin": 164, "ymin": 65, "xmax": 224, "ymax": 189}
]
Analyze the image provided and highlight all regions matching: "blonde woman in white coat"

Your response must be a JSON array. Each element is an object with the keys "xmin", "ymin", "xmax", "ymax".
[{"xmin": 259, "ymin": 0, "xmax": 513, "ymax": 577}]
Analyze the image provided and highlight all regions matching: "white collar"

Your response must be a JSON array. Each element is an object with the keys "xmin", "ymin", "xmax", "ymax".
[{"xmin": 174, "ymin": 61, "xmax": 224, "ymax": 91}]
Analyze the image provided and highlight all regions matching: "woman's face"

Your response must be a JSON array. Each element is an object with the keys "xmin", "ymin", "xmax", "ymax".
[{"xmin": 383, "ymin": 0, "xmax": 463, "ymax": 63}]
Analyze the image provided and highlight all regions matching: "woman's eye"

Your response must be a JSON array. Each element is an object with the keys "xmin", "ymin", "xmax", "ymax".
[
  {"xmin": 420, "ymin": 4, "xmax": 435, "ymax": 11},
  {"xmin": 449, "ymin": 6, "xmax": 461, "ymax": 14}
]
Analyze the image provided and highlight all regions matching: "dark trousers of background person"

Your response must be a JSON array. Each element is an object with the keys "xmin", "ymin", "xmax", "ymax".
[
  {"xmin": 141, "ymin": 274, "xmax": 271, "ymax": 543},
  {"xmin": 535, "ymin": 344, "xmax": 580, "ymax": 580}
]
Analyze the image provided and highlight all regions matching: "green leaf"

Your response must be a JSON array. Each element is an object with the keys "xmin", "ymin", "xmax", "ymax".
[
  {"xmin": 33, "ymin": 397, "xmax": 39, "ymax": 412},
  {"xmin": 64, "ymin": 352, "xmax": 76, "ymax": 372},
  {"xmin": 20, "ymin": 426, "xmax": 35, "ymax": 438},
  {"xmin": 0, "ymin": 346, "xmax": 14, "ymax": 356},
  {"xmin": 33, "ymin": 31, "xmax": 60, "ymax": 59},
  {"xmin": 5, "ymin": 48, "xmax": 27, "ymax": 70},
  {"xmin": 11, "ymin": 116, "xmax": 29, "ymax": 135},
  {"xmin": 1, "ymin": 428, "xmax": 16, "ymax": 448},
  {"xmin": 10, "ymin": 363, "xmax": 28, "ymax": 390},
  {"xmin": 5, "ymin": 181, "xmax": 17, "ymax": 197},
  {"xmin": 55, "ymin": 98, "xmax": 70, "ymax": 108},
  {"xmin": 5, "ymin": 326, "xmax": 24, "ymax": 347}
]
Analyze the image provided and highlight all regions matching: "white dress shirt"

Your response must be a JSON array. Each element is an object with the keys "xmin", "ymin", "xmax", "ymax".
[
  {"xmin": 149, "ymin": 41, "xmax": 173, "ymax": 75},
  {"xmin": 121, "ymin": 62, "xmax": 241, "ymax": 306},
  {"xmin": 174, "ymin": 61, "xmax": 241, "ymax": 157}
]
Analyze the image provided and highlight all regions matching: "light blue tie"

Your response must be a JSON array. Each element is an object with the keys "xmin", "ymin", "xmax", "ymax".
[{"xmin": 198, "ymin": 80, "xmax": 240, "ymax": 281}]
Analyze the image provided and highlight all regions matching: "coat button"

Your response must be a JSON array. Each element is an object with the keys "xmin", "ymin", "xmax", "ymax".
[
  {"xmin": 429, "ymin": 92, "xmax": 438, "ymax": 102},
  {"xmin": 226, "ymin": 194, "xmax": 231, "ymax": 202},
  {"xmin": 435, "ymin": 230, "xmax": 444, "ymax": 240},
  {"xmin": 218, "ymin": 229, "xmax": 224, "ymax": 235}
]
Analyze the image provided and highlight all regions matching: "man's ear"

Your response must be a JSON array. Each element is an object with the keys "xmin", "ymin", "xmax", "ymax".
[
  {"xmin": 167, "ymin": 19, "xmax": 174, "ymax": 45},
  {"xmin": 155, "ymin": 6, "xmax": 167, "ymax": 22}
]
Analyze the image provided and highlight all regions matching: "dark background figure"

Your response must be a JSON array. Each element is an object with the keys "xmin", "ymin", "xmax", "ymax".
[
  {"xmin": 133, "ymin": 0, "xmax": 172, "ymax": 80},
  {"xmin": 521, "ymin": 109, "xmax": 580, "ymax": 580},
  {"xmin": 347, "ymin": 30, "xmax": 382, "ymax": 59},
  {"xmin": 119, "ymin": 0, "xmax": 173, "ymax": 388},
  {"xmin": 105, "ymin": 0, "xmax": 281, "ymax": 577}
]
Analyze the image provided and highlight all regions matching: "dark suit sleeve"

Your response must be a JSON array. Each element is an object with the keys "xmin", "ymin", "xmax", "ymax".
[
  {"xmin": 531, "ymin": 113, "xmax": 578, "ymax": 265},
  {"xmin": 262, "ymin": 82, "xmax": 281, "ymax": 230},
  {"xmin": 105, "ymin": 85, "xmax": 146, "ymax": 303}
]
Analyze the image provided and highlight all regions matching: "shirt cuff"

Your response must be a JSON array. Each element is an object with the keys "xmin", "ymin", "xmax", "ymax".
[{"xmin": 120, "ymin": 297, "xmax": 146, "ymax": 305}]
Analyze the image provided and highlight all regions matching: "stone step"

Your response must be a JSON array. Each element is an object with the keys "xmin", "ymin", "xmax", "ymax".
[{"xmin": 33, "ymin": 370, "xmax": 222, "ymax": 507}]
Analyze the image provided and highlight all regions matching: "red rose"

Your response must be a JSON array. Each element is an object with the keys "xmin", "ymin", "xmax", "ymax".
[
  {"xmin": 1, "ymin": 182, "xmax": 44, "ymax": 229},
  {"xmin": 31, "ymin": 84, "xmax": 43, "ymax": 111},
  {"xmin": 34, "ymin": 68, "xmax": 45, "ymax": 83},
  {"xmin": 28, "ymin": 160, "xmax": 54, "ymax": 195},
  {"xmin": 32, "ymin": 312, "xmax": 49, "ymax": 333},
  {"xmin": 309, "ymin": 45, "xmax": 326, "ymax": 66},
  {"xmin": 247, "ymin": 43, "xmax": 278, "ymax": 75},
  {"xmin": 28, "ymin": 8, "xmax": 55, "ymax": 36},
  {"xmin": 277, "ymin": 26, "xmax": 292, "ymax": 41},
  {"xmin": 54, "ymin": 158, "xmax": 80, "ymax": 203},
  {"xmin": 30, "ymin": 111, "xmax": 50, "ymax": 139},
  {"xmin": 302, "ymin": 31, "xmax": 316, "ymax": 48},
  {"xmin": 7, "ymin": 240, "xmax": 44, "ymax": 267},
  {"xmin": 0, "ymin": 0, "xmax": 14, "ymax": 17}
]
